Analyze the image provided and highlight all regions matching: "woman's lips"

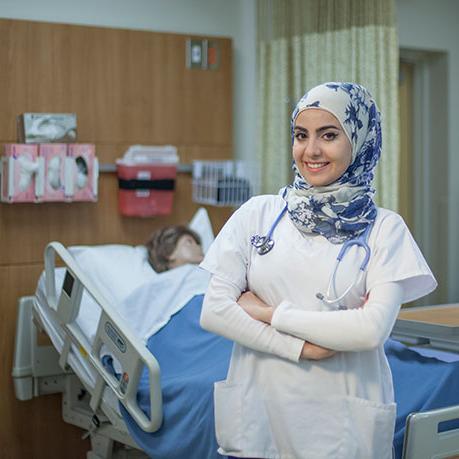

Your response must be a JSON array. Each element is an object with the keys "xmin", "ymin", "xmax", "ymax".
[{"xmin": 305, "ymin": 162, "xmax": 329, "ymax": 172}]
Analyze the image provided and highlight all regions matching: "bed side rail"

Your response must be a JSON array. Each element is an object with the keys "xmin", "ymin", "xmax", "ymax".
[
  {"xmin": 402, "ymin": 404, "xmax": 459, "ymax": 459},
  {"xmin": 44, "ymin": 241, "xmax": 162, "ymax": 433}
]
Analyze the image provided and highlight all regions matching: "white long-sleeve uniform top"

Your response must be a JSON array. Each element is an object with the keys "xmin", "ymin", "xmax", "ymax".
[{"xmin": 200, "ymin": 195, "xmax": 437, "ymax": 459}]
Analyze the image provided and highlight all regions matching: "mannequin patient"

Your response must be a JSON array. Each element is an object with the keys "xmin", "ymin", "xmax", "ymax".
[{"xmin": 145, "ymin": 225, "xmax": 204, "ymax": 273}]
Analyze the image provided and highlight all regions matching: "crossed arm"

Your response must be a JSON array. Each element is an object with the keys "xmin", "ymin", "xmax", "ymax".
[
  {"xmin": 238, "ymin": 291, "xmax": 336, "ymax": 360},
  {"xmin": 200, "ymin": 275, "xmax": 403, "ymax": 362}
]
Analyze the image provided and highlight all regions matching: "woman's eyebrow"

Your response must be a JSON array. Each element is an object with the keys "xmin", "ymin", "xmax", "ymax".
[
  {"xmin": 316, "ymin": 124, "xmax": 340, "ymax": 132},
  {"xmin": 293, "ymin": 126, "xmax": 307, "ymax": 132},
  {"xmin": 316, "ymin": 124, "xmax": 341, "ymax": 133},
  {"xmin": 294, "ymin": 124, "xmax": 341, "ymax": 133}
]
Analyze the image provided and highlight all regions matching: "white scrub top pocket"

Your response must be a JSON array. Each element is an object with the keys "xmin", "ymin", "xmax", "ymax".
[
  {"xmin": 345, "ymin": 395, "xmax": 396, "ymax": 459},
  {"xmin": 214, "ymin": 380, "xmax": 278, "ymax": 458},
  {"xmin": 262, "ymin": 393, "xmax": 395, "ymax": 459},
  {"xmin": 265, "ymin": 394, "xmax": 349, "ymax": 458},
  {"xmin": 214, "ymin": 381, "xmax": 243, "ymax": 455}
]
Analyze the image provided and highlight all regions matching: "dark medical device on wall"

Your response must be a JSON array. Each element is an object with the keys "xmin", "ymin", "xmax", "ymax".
[{"xmin": 186, "ymin": 39, "xmax": 220, "ymax": 70}]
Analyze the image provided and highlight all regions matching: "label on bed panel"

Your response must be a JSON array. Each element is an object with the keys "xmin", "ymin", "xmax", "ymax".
[
  {"xmin": 104, "ymin": 321, "xmax": 126, "ymax": 353},
  {"xmin": 79, "ymin": 345, "xmax": 88, "ymax": 358}
]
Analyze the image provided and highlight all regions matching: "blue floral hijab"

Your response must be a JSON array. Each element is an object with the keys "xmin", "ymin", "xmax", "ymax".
[{"xmin": 285, "ymin": 82, "xmax": 382, "ymax": 243}]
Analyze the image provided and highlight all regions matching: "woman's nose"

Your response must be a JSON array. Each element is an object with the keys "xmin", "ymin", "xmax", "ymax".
[{"xmin": 303, "ymin": 137, "xmax": 321, "ymax": 158}]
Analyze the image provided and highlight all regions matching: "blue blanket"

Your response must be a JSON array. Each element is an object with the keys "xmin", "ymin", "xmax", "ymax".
[
  {"xmin": 384, "ymin": 338, "xmax": 459, "ymax": 459},
  {"xmin": 121, "ymin": 295, "xmax": 232, "ymax": 459},
  {"xmin": 121, "ymin": 296, "xmax": 459, "ymax": 459}
]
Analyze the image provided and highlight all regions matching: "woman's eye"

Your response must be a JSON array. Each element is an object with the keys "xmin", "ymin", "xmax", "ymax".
[
  {"xmin": 323, "ymin": 132, "xmax": 338, "ymax": 141},
  {"xmin": 295, "ymin": 132, "xmax": 307, "ymax": 140}
]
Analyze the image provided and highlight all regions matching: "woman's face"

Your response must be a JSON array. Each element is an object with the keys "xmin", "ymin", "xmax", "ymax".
[{"xmin": 292, "ymin": 108, "xmax": 352, "ymax": 187}]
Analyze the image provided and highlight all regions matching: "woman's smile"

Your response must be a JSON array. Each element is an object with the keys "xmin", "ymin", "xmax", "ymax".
[{"xmin": 305, "ymin": 161, "xmax": 330, "ymax": 171}]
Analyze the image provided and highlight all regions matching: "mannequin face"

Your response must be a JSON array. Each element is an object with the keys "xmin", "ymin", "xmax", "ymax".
[
  {"xmin": 168, "ymin": 234, "xmax": 204, "ymax": 269},
  {"xmin": 292, "ymin": 108, "xmax": 352, "ymax": 186}
]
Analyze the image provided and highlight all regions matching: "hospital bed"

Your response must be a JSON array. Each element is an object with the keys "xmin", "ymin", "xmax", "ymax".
[
  {"xmin": 391, "ymin": 305, "xmax": 459, "ymax": 459},
  {"xmin": 12, "ymin": 208, "xmax": 221, "ymax": 459},
  {"xmin": 12, "ymin": 218, "xmax": 459, "ymax": 458},
  {"xmin": 13, "ymin": 243, "xmax": 160, "ymax": 458}
]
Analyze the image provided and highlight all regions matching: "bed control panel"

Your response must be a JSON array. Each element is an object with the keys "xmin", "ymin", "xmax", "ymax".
[
  {"xmin": 104, "ymin": 321, "xmax": 126, "ymax": 353},
  {"xmin": 57, "ymin": 269, "xmax": 83, "ymax": 324},
  {"xmin": 62, "ymin": 269, "xmax": 74, "ymax": 296}
]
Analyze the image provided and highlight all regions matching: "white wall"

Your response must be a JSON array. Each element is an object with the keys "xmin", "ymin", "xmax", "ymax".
[
  {"xmin": 0, "ymin": 0, "xmax": 257, "ymax": 162},
  {"xmin": 397, "ymin": 0, "xmax": 459, "ymax": 301}
]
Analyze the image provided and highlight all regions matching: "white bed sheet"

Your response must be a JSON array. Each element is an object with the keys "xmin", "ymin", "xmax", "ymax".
[
  {"xmin": 34, "ymin": 261, "xmax": 211, "ymax": 413},
  {"xmin": 115, "ymin": 264, "xmax": 210, "ymax": 341}
]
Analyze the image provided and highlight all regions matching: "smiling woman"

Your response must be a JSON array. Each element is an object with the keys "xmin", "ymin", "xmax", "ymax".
[{"xmin": 199, "ymin": 82, "xmax": 437, "ymax": 459}]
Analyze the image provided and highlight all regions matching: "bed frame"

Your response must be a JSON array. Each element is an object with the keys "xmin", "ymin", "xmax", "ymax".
[
  {"xmin": 393, "ymin": 307, "xmax": 459, "ymax": 458},
  {"xmin": 402, "ymin": 405, "xmax": 459, "ymax": 459},
  {"xmin": 12, "ymin": 242, "xmax": 162, "ymax": 458}
]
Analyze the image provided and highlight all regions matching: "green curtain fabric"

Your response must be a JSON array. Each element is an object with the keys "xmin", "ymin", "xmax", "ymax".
[{"xmin": 257, "ymin": 0, "xmax": 399, "ymax": 210}]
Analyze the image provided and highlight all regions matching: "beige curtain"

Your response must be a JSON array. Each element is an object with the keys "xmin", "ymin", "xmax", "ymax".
[{"xmin": 257, "ymin": 0, "xmax": 399, "ymax": 210}]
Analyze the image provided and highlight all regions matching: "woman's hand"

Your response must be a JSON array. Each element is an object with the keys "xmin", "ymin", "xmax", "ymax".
[
  {"xmin": 300, "ymin": 342, "xmax": 336, "ymax": 360},
  {"xmin": 238, "ymin": 291, "xmax": 273, "ymax": 324},
  {"xmin": 238, "ymin": 293, "xmax": 336, "ymax": 359}
]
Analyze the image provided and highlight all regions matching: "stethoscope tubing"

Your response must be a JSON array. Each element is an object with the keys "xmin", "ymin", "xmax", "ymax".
[{"xmin": 250, "ymin": 203, "xmax": 374, "ymax": 307}]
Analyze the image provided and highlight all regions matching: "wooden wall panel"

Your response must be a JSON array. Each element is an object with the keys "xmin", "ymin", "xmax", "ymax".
[
  {"xmin": 0, "ymin": 18, "xmax": 233, "ymax": 458},
  {"xmin": 0, "ymin": 20, "xmax": 232, "ymax": 147},
  {"xmin": 398, "ymin": 61, "xmax": 414, "ymax": 231},
  {"xmin": 0, "ymin": 171, "xmax": 233, "ymax": 265},
  {"xmin": 0, "ymin": 264, "xmax": 91, "ymax": 458}
]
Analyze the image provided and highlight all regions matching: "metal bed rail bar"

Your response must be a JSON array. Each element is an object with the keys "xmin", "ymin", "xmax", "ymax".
[{"xmin": 44, "ymin": 242, "xmax": 163, "ymax": 433}]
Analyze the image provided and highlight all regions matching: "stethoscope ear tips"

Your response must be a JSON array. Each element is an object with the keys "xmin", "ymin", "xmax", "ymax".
[{"xmin": 315, "ymin": 293, "xmax": 325, "ymax": 300}]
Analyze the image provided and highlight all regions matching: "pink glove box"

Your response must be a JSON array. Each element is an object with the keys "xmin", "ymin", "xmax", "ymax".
[
  {"xmin": 39, "ymin": 144, "xmax": 67, "ymax": 201},
  {"xmin": 1, "ymin": 144, "xmax": 43, "ymax": 203},
  {"xmin": 65, "ymin": 144, "xmax": 98, "ymax": 202}
]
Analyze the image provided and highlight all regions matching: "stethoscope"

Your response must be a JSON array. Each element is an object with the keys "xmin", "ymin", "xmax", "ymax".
[{"xmin": 250, "ymin": 204, "xmax": 373, "ymax": 308}]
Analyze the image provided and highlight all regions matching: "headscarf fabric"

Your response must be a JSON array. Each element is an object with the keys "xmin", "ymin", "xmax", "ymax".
[{"xmin": 285, "ymin": 82, "xmax": 382, "ymax": 243}]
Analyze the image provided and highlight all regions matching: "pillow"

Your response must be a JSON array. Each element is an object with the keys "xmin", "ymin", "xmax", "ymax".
[
  {"xmin": 188, "ymin": 207, "xmax": 215, "ymax": 254},
  {"xmin": 69, "ymin": 244, "xmax": 154, "ymax": 305},
  {"xmin": 68, "ymin": 207, "xmax": 214, "ymax": 303}
]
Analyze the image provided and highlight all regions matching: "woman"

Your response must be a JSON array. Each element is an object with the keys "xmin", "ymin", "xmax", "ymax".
[{"xmin": 199, "ymin": 82, "xmax": 437, "ymax": 459}]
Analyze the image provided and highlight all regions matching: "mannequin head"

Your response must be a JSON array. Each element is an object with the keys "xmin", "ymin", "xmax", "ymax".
[{"xmin": 146, "ymin": 225, "xmax": 203, "ymax": 272}]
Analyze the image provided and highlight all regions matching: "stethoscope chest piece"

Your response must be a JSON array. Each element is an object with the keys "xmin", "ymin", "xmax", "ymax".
[
  {"xmin": 250, "ymin": 203, "xmax": 288, "ymax": 256},
  {"xmin": 251, "ymin": 235, "xmax": 275, "ymax": 255}
]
